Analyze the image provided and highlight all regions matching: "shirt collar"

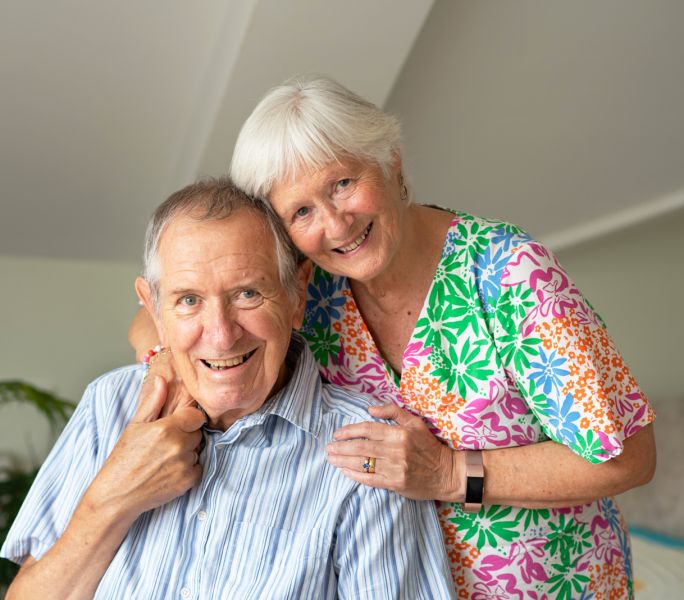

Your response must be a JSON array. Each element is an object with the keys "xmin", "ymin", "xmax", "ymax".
[
  {"xmin": 264, "ymin": 333, "xmax": 323, "ymax": 436},
  {"xmin": 205, "ymin": 333, "xmax": 323, "ymax": 439}
]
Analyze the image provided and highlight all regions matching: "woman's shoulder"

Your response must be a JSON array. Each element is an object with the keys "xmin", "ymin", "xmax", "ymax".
[
  {"xmin": 420, "ymin": 205, "xmax": 532, "ymax": 239},
  {"xmin": 453, "ymin": 210, "xmax": 529, "ymax": 236},
  {"xmin": 428, "ymin": 209, "xmax": 537, "ymax": 260}
]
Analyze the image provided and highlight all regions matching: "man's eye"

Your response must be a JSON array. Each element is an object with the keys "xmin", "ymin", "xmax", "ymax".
[
  {"xmin": 180, "ymin": 295, "xmax": 199, "ymax": 307},
  {"xmin": 237, "ymin": 289, "xmax": 263, "ymax": 307}
]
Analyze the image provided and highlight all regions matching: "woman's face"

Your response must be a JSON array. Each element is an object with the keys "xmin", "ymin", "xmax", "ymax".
[{"xmin": 268, "ymin": 157, "xmax": 405, "ymax": 283}]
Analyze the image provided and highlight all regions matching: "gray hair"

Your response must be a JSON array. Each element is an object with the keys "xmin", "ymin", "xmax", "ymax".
[
  {"xmin": 143, "ymin": 177, "xmax": 301, "ymax": 311},
  {"xmin": 230, "ymin": 74, "xmax": 408, "ymax": 200}
]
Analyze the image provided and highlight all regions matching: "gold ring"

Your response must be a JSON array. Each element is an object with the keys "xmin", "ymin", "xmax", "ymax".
[{"xmin": 363, "ymin": 457, "xmax": 376, "ymax": 474}]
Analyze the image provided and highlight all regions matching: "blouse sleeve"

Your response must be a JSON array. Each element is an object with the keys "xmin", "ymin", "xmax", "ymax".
[{"xmin": 494, "ymin": 240, "xmax": 655, "ymax": 463}]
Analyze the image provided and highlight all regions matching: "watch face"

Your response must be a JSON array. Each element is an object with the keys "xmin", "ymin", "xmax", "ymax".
[{"xmin": 465, "ymin": 475, "xmax": 484, "ymax": 505}]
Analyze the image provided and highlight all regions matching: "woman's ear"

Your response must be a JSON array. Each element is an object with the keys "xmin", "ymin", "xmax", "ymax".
[{"xmin": 393, "ymin": 152, "xmax": 403, "ymax": 174}]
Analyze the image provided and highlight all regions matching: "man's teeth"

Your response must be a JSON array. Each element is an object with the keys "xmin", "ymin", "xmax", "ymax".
[
  {"xmin": 204, "ymin": 351, "xmax": 253, "ymax": 370},
  {"xmin": 337, "ymin": 224, "xmax": 371, "ymax": 254}
]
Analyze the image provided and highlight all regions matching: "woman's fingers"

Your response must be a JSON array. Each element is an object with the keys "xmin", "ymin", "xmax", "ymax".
[
  {"xmin": 326, "ymin": 438, "xmax": 386, "ymax": 458},
  {"xmin": 368, "ymin": 403, "xmax": 422, "ymax": 427},
  {"xmin": 327, "ymin": 452, "xmax": 385, "ymax": 474},
  {"xmin": 328, "ymin": 405, "xmax": 456, "ymax": 500},
  {"xmin": 331, "ymin": 419, "xmax": 400, "ymax": 442}
]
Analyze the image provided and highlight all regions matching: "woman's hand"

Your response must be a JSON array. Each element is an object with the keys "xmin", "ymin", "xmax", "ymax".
[{"xmin": 326, "ymin": 403, "xmax": 461, "ymax": 501}]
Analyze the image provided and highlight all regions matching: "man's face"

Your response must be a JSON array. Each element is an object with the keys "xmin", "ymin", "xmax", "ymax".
[{"xmin": 138, "ymin": 208, "xmax": 305, "ymax": 430}]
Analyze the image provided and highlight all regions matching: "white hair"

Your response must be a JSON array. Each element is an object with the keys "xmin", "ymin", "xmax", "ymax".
[
  {"xmin": 142, "ymin": 177, "xmax": 301, "ymax": 312},
  {"xmin": 230, "ymin": 74, "xmax": 406, "ymax": 199}
]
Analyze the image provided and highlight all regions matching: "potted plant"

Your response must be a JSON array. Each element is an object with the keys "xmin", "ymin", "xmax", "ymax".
[{"xmin": 0, "ymin": 381, "xmax": 75, "ymax": 592}]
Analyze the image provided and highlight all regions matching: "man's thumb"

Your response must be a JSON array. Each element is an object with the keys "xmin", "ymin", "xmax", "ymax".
[{"xmin": 132, "ymin": 375, "xmax": 167, "ymax": 423}]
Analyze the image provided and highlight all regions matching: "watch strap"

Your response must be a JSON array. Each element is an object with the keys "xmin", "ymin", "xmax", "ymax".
[{"xmin": 463, "ymin": 450, "xmax": 484, "ymax": 513}]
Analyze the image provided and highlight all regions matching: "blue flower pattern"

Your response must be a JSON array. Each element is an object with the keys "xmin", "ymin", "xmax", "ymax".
[
  {"xmin": 529, "ymin": 348, "xmax": 570, "ymax": 395},
  {"xmin": 305, "ymin": 274, "xmax": 346, "ymax": 329},
  {"xmin": 543, "ymin": 393, "xmax": 581, "ymax": 445}
]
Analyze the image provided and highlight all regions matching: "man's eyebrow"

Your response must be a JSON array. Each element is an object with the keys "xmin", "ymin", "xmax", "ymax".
[{"xmin": 167, "ymin": 287, "xmax": 197, "ymax": 296}]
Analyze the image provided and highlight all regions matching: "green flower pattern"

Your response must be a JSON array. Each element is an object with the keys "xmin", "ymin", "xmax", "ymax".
[{"xmin": 301, "ymin": 211, "xmax": 653, "ymax": 598}]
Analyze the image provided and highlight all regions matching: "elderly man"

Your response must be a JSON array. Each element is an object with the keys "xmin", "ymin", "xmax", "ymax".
[{"xmin": 2, "ymin": 178, "xmax": 454, "ymax": 599}]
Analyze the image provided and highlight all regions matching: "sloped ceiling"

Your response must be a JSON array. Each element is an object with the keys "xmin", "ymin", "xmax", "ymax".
[
  {"xmin": 1, "ymin": 0, "xmax": 682, "ymax": 264},
  {"xmin": 0, "ymin": 0, "xmax": 434, "ymax": 262},
  {"xmin": 387, "ymin": 0, "xmax": 684, "ymax": 249}
]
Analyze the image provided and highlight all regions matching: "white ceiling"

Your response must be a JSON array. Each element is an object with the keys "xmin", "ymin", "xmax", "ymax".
[
  {"xmin": 1, "ymin": 0, "xmax": 683, "ymax": 265},
  {"xmin": 0, "ymin": 0, "xmax": 434, "ymax": 262}
]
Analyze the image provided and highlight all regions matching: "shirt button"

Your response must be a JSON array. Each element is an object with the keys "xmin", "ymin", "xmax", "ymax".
[
  {"xmin": 197, "ymin": 510, "xmax": 207, "ymax": 521},
  {"xmin": 180, "ymin": 587, "xmax": 191, "ymax": 599}
]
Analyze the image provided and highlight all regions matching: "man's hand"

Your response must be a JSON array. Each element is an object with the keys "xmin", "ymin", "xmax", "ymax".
[{"xmin": 83, "ymin": 375, "xmax": 205, "ymax": 521}]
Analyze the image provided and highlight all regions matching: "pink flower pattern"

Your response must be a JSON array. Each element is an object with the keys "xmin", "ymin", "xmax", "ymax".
[{"xmin": 303, "ymin": 213, "xmax": 654, "ymax": 598}]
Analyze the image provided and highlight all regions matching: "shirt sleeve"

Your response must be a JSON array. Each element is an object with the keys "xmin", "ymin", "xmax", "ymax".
[
  {"xmin": 495, "ymin": 240, "xmax": 655, "ymax": 463},
  {"xmin": 0, "ymin": 368, "xmax": 140, "ymax": 564},
  {"xmin": 334, "ymin": 486, "xmax": 456, "ymax": 600}
]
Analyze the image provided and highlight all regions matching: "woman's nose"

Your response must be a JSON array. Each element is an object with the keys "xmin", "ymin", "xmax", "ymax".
[{"xmin": 320, "ymin": 203, "xmax": 353, "ymax": 239}]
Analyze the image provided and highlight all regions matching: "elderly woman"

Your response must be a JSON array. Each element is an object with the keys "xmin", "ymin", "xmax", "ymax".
[{"xmin": 131, "ymin": 76, "xmax": 655, "ymax": 598}]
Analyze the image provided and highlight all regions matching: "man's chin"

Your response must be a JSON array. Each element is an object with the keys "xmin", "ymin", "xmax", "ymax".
[{"xmin": 195, "ymin": 385, "xmax": 265, "ymax": 426}]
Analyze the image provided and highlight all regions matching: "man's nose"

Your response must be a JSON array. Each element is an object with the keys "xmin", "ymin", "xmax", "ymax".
[{"xmin": 204, "ymin": 302, "xmax": 242, "ymax": 348}]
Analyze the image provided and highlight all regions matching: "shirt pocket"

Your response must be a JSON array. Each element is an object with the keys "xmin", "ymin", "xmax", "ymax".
[{"xmin": 206, "ymin": 520, "xmax": 333, "ymax": 599}]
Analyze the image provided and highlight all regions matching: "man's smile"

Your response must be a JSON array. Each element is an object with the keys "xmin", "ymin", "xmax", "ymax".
[{"xmin": 200, "ymin": 349, "xmax": 256, "ymax": 370}]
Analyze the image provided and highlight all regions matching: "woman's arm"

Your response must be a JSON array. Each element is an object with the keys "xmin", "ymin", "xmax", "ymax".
[
  {"xmin": 476, "ymin": 422, "xmax": 655, "ymax": 508},
  {"xmin": 326, "ymin": 406, "xmax": 656, "ymax": 508},
  {"xmin": 128, "ymin": 307, "xmax": 160, "ymax": 362}
]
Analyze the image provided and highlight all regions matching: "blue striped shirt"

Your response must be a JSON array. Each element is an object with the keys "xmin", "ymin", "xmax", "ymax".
[{"xmin": 2, "ymin": 336, "xmax": 454, "ymax": 599}]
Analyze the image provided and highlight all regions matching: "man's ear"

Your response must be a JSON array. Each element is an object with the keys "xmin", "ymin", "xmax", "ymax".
[
  {"xmin": 134, "ymin": 277, "xmax": 166, "ymax": 345},
  {"xmin": 291, "ymin": 259, "xmax": 312, "ymax": 330}
]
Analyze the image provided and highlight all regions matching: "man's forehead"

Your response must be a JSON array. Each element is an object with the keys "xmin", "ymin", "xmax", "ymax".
[
  {"xmin": 160, "ymin": 210, "xmax": 272, "ymax": 252},
  {"xmin": 156, "ymin": 211, "xmax": 279, "ymax": 285}
]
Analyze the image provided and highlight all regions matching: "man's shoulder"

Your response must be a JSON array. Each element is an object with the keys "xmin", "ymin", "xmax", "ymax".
[
  {"xmin": 318, "ymin": 382, "xmax": 386, "ymax": 425},
  {"xmin": 86, "ymin": 363, "xmax": 144, "ymax": 393},
  {"xmin": 80, "ymin": 364, "xmax": 145, "ymax": 420}
]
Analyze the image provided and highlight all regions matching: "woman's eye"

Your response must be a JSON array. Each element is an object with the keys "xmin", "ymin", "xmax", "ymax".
[
  {"xmin": 335, "ymin": 178, "xmax": 352, "ymax": 192},
  {"xmin": 294, "ymin": 206, "xmax": 310, "ymax": 219}
]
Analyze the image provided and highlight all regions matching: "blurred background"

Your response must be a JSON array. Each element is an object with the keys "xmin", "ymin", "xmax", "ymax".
[{"xmin": 1, "ymin": 0, "xmax": 683, "ymax": 591}]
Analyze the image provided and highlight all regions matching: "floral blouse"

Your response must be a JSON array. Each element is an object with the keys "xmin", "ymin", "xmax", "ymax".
[{"xmin": 301, "ymin": 212, "xmax": 655, "ymax": 599}]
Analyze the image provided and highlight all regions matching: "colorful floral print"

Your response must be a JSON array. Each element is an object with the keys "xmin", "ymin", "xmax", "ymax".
[{"xmin": 302, "ymin": 212, "xmax": 654, "ymax": 598}]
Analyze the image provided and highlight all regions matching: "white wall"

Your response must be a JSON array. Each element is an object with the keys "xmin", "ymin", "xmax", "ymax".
[
  {"xmin": 554, "ymin": 208, "xmax": 684, "ymax": 402},
  {"xmin": 386, "ymin": 0, "xmax": 684, "ymax": 402},
  {"xmin": 0, "ymin": 255, "xmax": 140, "ymax": 467},
  {"xmin": 386, "ymin": 0, "xmax": 684, "ymax": 245}
]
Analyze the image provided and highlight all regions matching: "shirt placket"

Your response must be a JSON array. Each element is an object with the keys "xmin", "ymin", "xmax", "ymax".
[{"xmin": 172, "ymin": 430, "xmax": 226, "ymax": 599}]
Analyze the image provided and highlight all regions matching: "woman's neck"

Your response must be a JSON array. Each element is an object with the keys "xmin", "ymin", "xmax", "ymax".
[
  {"xmin": 352, "ymin": 204, "xmax": 451, "ymax": 303},
  {"xmin": 348, "ymin": 204, "xmax": 454, "ymax": 373}
]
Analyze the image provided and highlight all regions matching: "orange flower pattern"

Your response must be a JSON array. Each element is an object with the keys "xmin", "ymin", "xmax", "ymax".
[{"xmin": 301, "ymin": 213, "xmax": 654, "ymax": 598}]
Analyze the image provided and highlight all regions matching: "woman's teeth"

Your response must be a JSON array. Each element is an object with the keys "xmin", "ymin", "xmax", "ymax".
[
  {"xmin": 203, "ymin": 350, "xmax": 254, "ymax": 370},
  {"xmin": 336, "ymin": 223, "xmax": 372, "ymax": 254}
]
